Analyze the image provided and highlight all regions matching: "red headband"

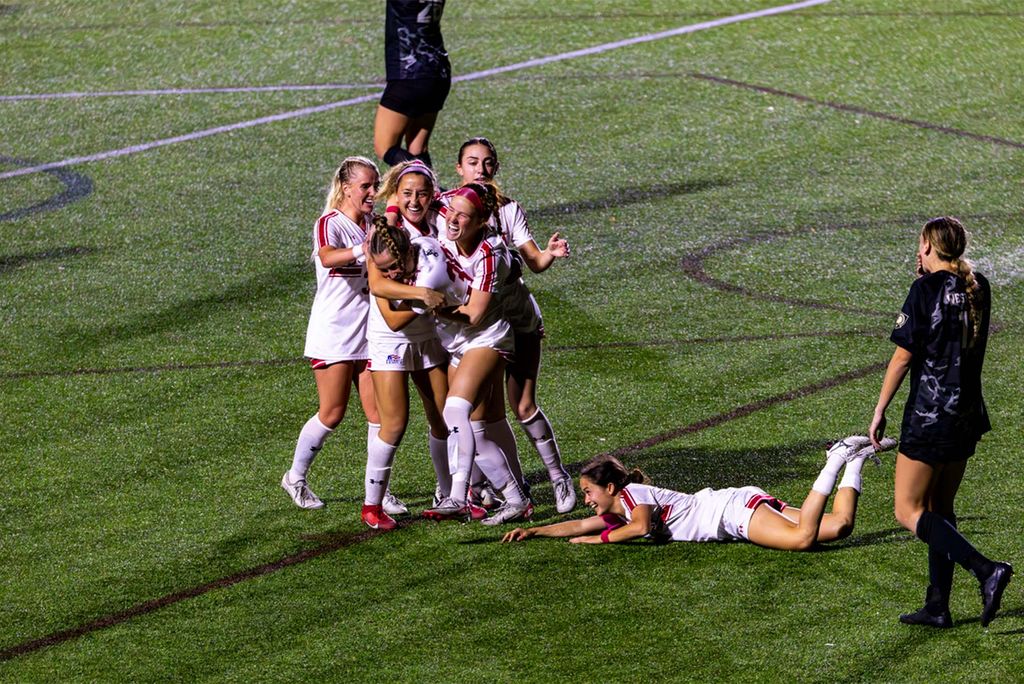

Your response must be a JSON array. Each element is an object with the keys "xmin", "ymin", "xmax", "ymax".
[{"xmin": 452, "ymin": 186, "xmax": 485, "ymax": 213}]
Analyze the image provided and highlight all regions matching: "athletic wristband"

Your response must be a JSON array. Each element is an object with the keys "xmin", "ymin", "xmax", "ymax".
[
  {"xmin": 385, "ymin": 205, "xmax": 399, "ymax": 214},
  {"xmin": 600, "ymin": 528, "xmax": 612, "ymax": 543},
  {"xmin": 351, "ymin": 244, "xmax": 364, "ymax": 260}
]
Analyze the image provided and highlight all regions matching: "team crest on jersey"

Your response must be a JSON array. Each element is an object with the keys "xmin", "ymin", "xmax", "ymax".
[
  {"xmin": 894, "ymin": 312, "xmax": 908, "ymax": 329},
  {"xmin": 386, "ymin": 354, "xmax": 401, "ymax": 365}
]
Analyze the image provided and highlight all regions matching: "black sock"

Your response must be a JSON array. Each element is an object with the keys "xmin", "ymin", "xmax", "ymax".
[
  {"xmin": 916, "ymin": 510, "xmax": 992, "ymax": 579},
  {"xmin": 383, "ymin": 145, "xmax": 415, "ymax": 166},
  {"xmin": 926, "ymin": 513, "xmax": 956, "ymax": 611},
  {"xmin": 412, "ymin": 150, "xmax": 432, "ymax": 168}
]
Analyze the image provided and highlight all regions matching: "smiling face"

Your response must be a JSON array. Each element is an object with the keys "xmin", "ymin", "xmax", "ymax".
[
  {"xmin": 396, "ymin": 173, "xmax": 432, "ymax": 225},
  {"xmin": 579, "ymin": 476, "xmax": 618, "ymax": 516},
  {"xmin": 455, "ymin": 143, "xmax": 498, "ymax": 185},
  {"xmin": 341, "ymin": 165, "xmax": 379, "ymax": 217},
  {"xmin": 445, "ymin": 195, "xmax": 485, "ymax": 247}
]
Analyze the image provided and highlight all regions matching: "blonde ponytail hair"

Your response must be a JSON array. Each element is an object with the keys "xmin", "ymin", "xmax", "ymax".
[{"xmin": 922, "ymin": 216, "xmax": 983, "ymax": 342}]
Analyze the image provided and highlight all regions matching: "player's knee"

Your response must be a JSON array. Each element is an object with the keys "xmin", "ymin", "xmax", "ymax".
[
  {"xmin": 318, "ymin": 405, "xmax": 346, "ymax": 429},
  {"xmin": 894, "ymin": 502, "xmax": 922, "ymax": 532},
  {"xmin": 832, "ymin": 517, "xmax": 855, "ymax": 540},
  {"xmin": 791, "ymin": 528, "xmax": 817, "ymax": 551},
  {"xmin": 443, "ymin": 397, "xmax": 472, "ymax": 430}
]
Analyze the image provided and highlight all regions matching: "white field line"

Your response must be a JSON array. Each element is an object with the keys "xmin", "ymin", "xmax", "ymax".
[
  {"xmin": 0, "ymin": 83, "xmax": 384, "ymax": 101},
  {"xmin": 0, "ymin": 0, "xmax": 830, "ymax": 181}
]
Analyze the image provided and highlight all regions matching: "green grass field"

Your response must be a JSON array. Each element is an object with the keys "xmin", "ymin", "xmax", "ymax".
[{"xmin": 3, "ymin": 0, "xmax": 1023, "ymax": 680}]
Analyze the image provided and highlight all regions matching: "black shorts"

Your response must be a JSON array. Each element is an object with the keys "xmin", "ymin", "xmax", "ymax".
[
  {"xmin": 900, "ymin": 438, "xmax": 979, "ymax": 465},
  {"xmin": 379, "ymin": 77, "xmax": 451, "ymax": 117}
]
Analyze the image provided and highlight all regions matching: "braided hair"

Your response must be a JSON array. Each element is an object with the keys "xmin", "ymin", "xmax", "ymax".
[
  {"xmin": 579, "ymin": 456, "xmax": 650, "ymax": 493},
  {"xmin": 921, "ymin": 216, "xmax": 983, "ymax": 343},
  {"xmin": 368, "ymin": 218, "xmax": 414, "ymax": 280},
  {"xmin": 323, "ymin": 156, "xmax": 378, "ymax": 214}
]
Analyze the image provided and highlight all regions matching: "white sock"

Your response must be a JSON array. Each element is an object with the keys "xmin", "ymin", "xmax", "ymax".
[
  {"xmin": 486, "ymin": 419, "xmax": 527, "ymax": 489},
  {"xmin": 289, "ymin": 414, "xmax": 333, "ymax": 481},
  {"xmin": 429, "ymin": 433, "xmax": 451, "ymax": 498},
  {"xmin": 520, "ymin": 409, "xmax": 569, "ymax": 482},
  {"xmin": 811, "ymin": 454, "xmax": 847, "ymax": 496},
  {"xmin": 838, "ymin": 458, "xmax": 865, "ymax": 493},
  {"xmin": 364, "ymin": 437, "xmax": 397, "ymax": 506},
  {"xmin": 470, "ymin": 463, "xmax": 488, "ymax": 489},
  {"xmin": 443, "ymin": 396, "xmax": 475, "ymax": 504},
  {"xmin": 472, "ymin": 421, "xmax": 524, "ymax": 506}
]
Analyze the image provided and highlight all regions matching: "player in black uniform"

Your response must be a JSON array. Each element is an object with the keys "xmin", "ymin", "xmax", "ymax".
[
  {"xmin": 374, "ymin": 0, "xmax": 451, "ymax": 168},
  {"xmin": 870, "ymin": 216, "xmax": 1012, "ymax": 629}
]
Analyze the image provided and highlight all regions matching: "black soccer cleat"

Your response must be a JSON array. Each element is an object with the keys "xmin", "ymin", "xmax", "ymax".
[
  {"xmin": 899, "ymin": 606, "xmax": 953, "ymax": 629},
  {"xmin": 979, "ymin": 561, "xmax": 1013, "ymax": 628}
]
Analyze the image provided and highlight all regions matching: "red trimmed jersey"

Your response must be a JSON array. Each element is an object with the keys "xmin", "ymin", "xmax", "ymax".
[
  {"xmin": 610, "ymin": 483, "xmax": 771, "ymax": 542},
  {"xmin": 303, "ymin": 210, "xmax": 370, "ymax": 361}
]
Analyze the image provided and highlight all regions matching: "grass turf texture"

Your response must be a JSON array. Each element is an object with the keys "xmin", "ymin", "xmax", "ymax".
[{"xmin": 2, "ymin": 0, "xmax": 1023, "ymax": 680}]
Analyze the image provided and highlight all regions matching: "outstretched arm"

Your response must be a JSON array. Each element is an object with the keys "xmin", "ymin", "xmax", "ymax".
[
  {"xmin": 517, "ymin": 233, "xmax": 570, "ymax": 273},
  {"xmin": 569, "ymin": 505, "xmax": 653, "ymax": 544},
  {"xmin": 870, "ymin": 346, "xmax": 912, "ymax": 449},
  {"xmin": 501, "ymin": 515, "xmax": 606, "ymax": 542}
]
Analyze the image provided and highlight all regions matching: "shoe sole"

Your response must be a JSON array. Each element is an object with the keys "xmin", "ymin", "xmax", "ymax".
[
  {"xmin": 421, "ymin": 510, "xmax": 468, "ymax": 521},
  {"xmin": 899, "ymin": 613, "xmax": 952, "ymax": 629},
  {"xmin": 363, "ymin": 520, "xmax": 397, "ymax": 531}
]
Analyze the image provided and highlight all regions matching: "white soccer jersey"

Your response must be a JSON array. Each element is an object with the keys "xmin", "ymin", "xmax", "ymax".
[
  {"xmin": 436, "ymin": 233, "xmax": 513, "ymax": 355},
  {"xmin": 609, "ymin": 483, "xmax": 774, "ymax": 543},
  {"xmin": 367, "ymin": 236, "xmax": 467, "ymax": 344},
  {"xmin": 303, "ymin": 210, "xmax": 370, "ymax": 361},
  {"xmin": 437, "ymin": 192, "xmax": 541, "ymax": 334},
  {"xmin": 495, "ymin": 198, "xmax": 534, "ymax": 249},
  {"xmin": 398, "ymin": 210, "xmax": 442, "ymax": 241}
]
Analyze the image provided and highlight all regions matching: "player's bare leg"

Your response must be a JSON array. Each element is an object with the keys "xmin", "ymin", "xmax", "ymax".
[
  {"xmin": 370, "ymin": 370, "xmax": 410, "ymax": 446},
  {"xmin": 403, "ymin": 112, "xmax": 437, "ymax": 159},
  {"xmin": 747, "ymin": 490, "xmax": 829, "ymax": 551},
  {"xmin": 373, "ymin": 105, "xmax": 413, "ymax": 162}
]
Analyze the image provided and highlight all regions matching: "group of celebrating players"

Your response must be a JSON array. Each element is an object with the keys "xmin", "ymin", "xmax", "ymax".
[{"xmin": 281, "ymin": 139, "xmax": 574, "ymax": 530}]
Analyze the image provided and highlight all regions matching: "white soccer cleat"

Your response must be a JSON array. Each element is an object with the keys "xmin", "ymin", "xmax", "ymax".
[
  {"xmin": 827, "ymin": 436, "xmax": 897, "ymax": 466},
  {"xmin": 826, "ymin": 435, "xmax": 874, "ymax": 462},
  {"xmin": 281, "ymin": 472, "xmax": 324, "ymax": 509},
  {"xmin": 553, "ymin": 476, "xmax": 577, "ymax": 514},
  {"xmin": 382, "ymin": 489, "xmax": 409, "ymax": 516},
  {"xmin": 480, "ymin": 501, "xmax": 534, "ymax": 526}
]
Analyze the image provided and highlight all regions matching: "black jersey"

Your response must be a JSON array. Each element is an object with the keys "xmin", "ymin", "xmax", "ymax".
[
  {"xmin": 385, "ymin": 0, "xmax": 450, "ymax": 81},
  {"xmin": 891, "ymin": 270, "xmax": 991, "ymax": 448}
]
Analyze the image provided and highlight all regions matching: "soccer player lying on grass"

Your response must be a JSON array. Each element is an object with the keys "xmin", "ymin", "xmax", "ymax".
[{"xmin": 501, "ymin": 437, "xmax": 895, "ymax": 550}]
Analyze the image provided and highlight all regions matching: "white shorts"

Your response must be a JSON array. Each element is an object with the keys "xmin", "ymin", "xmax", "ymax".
[
  {"xmin": 441, "ymin": 318, "xmax": 514, "ymax": 368},
  {"xmin": 368, "ymin": 337, "xmax": 448, "ymax": 372},
  {"xmin": 719, "ymin": 486, "xmax": 787, "ymax": 541}
]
